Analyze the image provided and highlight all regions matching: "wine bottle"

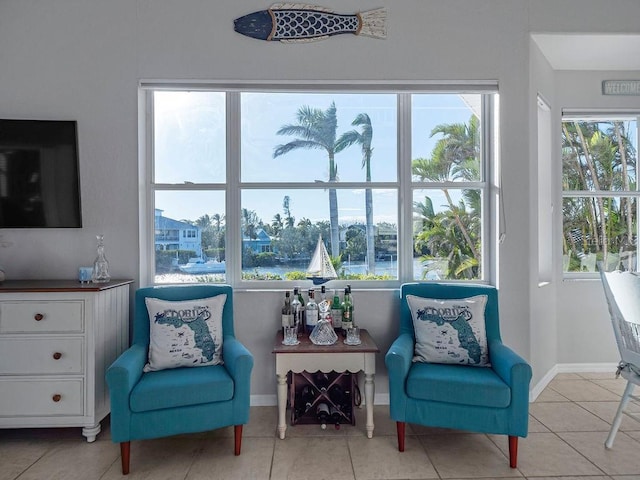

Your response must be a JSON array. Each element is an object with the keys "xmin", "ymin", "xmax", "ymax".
[
  {"xmin": 281, "ymin": 291, "xmax": 293, "ymax": 331},
  {"xmin": 305, "ymin": 288, "xmax": 319, "ymax": 335},
  {"xmin": 331, "ymin": 290, "xmax": 343, "ymax": 332},
  {"xmin": 328, "ymin": 383, "xmax": 344, "ymax": 405},
  {"xmin": 330, "ymin": 405, "xmax": 343, "ymax": 429},
  {"xmin": 342, "ymin": 287, "xmax": 354, "ymax": 334},
  {"xmin": 316, "ymin": 402, "xmax": 330, "ymax": 430},
  {"xmin": 314, "ymin": 372, "xmax": 330, "ymax": 393},
  {"xmin": 300, "ymin": 384, "xmax": 316, "ymax": 413}
]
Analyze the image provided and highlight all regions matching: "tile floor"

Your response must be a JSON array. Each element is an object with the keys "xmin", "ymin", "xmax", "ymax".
[{"xmin": 2, "ymin": 372, "xmax": 640, "ymax": 479}]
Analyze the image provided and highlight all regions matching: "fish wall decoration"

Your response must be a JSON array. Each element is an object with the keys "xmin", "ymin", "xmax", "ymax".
[{"xmin": 234, "ymin": 3, "xmax": 387, "ymax": 43}]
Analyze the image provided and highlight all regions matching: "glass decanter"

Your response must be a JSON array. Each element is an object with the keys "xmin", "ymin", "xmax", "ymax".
[{"xmin": 92, "ymin": 234, "xmax": 111, "ymax": 283}]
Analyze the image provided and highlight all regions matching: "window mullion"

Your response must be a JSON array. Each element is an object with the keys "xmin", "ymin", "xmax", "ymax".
[
  {"xmin": 398, "ymin": 92, "xmax": 414, "ymax": 283},
  {"xmin": 226, "ymin": 92, "xmax": 241, "ymax": 285}
]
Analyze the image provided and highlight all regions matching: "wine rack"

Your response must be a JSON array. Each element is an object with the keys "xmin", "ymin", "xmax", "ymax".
[{"xmin": 289, "ymin": 371, "xmax": 356, "ymax": 428}]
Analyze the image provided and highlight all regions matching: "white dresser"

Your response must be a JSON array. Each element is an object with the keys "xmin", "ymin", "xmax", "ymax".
[{"xmin": 0, "ymin": 280, "xmax": 131, "ymax": 441}]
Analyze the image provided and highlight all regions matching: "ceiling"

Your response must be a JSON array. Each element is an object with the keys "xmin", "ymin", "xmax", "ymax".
[{"xmin": 532, "ymin": 34, "xmax": 640, "ymax": 71}]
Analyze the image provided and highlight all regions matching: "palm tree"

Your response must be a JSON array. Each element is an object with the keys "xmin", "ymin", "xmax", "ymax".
[
  {"xmin": 336, "ymin": 113, "xmax": 375, "ymax": 273},
  {"xmin": 412, "ymin": 116, "xmax": 481, "ymax": 262},
  {"xmin": 274, "ymin": 103, "xmax": 340, "ymax": 257}
]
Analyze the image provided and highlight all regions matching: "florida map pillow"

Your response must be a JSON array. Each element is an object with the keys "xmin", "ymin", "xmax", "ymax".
[
  {"xmin": 406, "ymin": 294, "xmax": 489, "ymax": 366},
  {"xmin": 143, "ymin": 295, "xmax": 226, "ymax": 372}
]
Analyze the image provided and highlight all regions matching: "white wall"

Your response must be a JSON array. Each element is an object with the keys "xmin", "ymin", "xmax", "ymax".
[{"xmin": 1, "ymin": 0, "xmax": 639, "ymax": 398}]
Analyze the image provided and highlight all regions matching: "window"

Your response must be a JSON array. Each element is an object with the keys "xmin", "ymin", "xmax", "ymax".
[
  {"xmin": 562, "ymin": 114, "xmax": 639, "ymax": 274},
  {"xmin": 143, "ymin": 85, "xmax": 497, "ymax": 287}
]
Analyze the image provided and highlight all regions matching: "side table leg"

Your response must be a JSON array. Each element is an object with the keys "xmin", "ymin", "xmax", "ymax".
[
  {"xmin": 364, "ymin": 373, "xmax": 375, "ymax": 438},
  {"xmin": 277, "ymin": 373, "xmax": 288, "ymax": 439},
  {"xmin": 82, "ymin": 423, "xmax": 101, "ymax": 442}
]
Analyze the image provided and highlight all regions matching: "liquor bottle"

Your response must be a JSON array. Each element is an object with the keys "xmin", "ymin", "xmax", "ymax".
[
  {"xmin": 342, "ymin": 287, "xmax": 354, "ymax": 334},
  {"xmin": 281, "ymin": 291, "xmax": 293, "ymax": 331},
  {"xmin": 331, "ymin": 290, "xmax": 343, "ymax": 332},
  {"xmin": 305, "ymin": 288, "xmax": 319, "ymax": 335},
  {"xmin": 296, "ymin": 286, "xmax": 306, "ymax": 333},
  {"xmin": 316, "ymin": 402, "xmax": 330, "ymax": 429},
  {"xmin": 320, "ymin": 285, "xmax": 327, "ymax": 302},
  {"xmin": 291, "ymin": 287, "xmax": 302, "ymax": 333}
]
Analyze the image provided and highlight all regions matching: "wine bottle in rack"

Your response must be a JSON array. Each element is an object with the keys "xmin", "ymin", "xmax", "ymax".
[
  {"xmin": 314, "ymin": 372, "xmax": 330, "ymax": 393},
  {"xmin": 300, "ymin": 384, "xmax": 316, "ymax": 414},
  {"xmin": 330, "ymin": 405, "xmax": 343, "ymax": 429},
  {"xmin": 316, "ymin": 402, "xmax": 330, "ymax": 430}
]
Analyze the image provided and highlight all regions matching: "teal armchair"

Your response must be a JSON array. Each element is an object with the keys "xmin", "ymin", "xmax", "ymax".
[
  {"xmin": 106, "ymin": 285, "xmax": 253, "ymax": 474},
  {"xmin": 385, "ymin": 283, "xmax": 531, "ymax": 468}
]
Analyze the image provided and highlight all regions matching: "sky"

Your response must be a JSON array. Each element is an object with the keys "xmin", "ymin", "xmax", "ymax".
[{"xmin": 153, "ymin": 91, "xmax": 478, "ymax": 225}]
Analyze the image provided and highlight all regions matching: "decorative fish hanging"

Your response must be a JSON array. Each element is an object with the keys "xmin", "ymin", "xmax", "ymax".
[{"xmin": 234, "ymin": 3, "xmax": 387, "ymax": 43}]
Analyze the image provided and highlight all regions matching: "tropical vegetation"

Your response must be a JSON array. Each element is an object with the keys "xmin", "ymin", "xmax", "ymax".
[{"xmin": 562, "ymin": 119, "xmax": 638, "ymax": 272}]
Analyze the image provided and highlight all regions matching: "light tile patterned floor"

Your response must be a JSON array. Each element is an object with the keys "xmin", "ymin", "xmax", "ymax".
[{"xmin": 1, "ymin": 372, "xmax": 639, "ymax": 479}]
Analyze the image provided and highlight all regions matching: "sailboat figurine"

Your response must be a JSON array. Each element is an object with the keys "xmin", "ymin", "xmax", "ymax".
[{"xmin": 306, "ymin": 235, "xmax": 338, "ymax": 285}]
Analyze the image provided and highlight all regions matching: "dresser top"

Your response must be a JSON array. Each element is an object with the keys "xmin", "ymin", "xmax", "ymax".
[{"xmin": 0, "ymin": 279, "xmax": 133, "ymax": 293}]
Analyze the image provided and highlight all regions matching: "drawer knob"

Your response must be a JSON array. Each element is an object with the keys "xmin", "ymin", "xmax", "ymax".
[
  {"xmin": 34, "ymin": 313, "xmax": 44, "ymax": 321},
  {"xmin": 52, "ymin": 394, "xmax": 62, "ymax": 402},
  {"xmin": 53, "ymin": 352, "xmax": 62, "ymax": 360}
]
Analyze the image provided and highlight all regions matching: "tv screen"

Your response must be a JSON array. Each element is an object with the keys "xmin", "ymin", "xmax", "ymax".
[{"xmin": 0, "ymin": 119, "xmax": 82, "ymax": 228}]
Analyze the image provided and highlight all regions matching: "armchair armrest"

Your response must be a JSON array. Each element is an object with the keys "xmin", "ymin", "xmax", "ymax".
[
  {"xmin": 385, "ymin": 333, "xmax": 414, "ymax": 379},
  {"xmin": 385, "ymin": 333, "xmax": 414, "ymax": 420},
  {"xmin": 489, "ymin": 339, "xmax": 532, "ymax": 388},
  {"xmin": 105, "ymin": 343, "xmax": 147, "ymax": 442},
  {"xmin": 223, "ymin": 336, "xmax": 254, "ymax": 423},
  {"xmin": 223, "ymin": 336, "xmax": 254, "ymax": 381},
  {"xmin": 106, "ymin": 343, "xmax": 147, "ymax": 394}
]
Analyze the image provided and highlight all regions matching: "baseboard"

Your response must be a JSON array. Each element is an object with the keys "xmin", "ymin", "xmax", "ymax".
[
  {"xmin": 530, "ymin": 362, "xmax": 618, "ymax": 402},
  {"xmin": 250, "ymin": 395, "xmax": 277, "ymax": 406},
  {"xmin": 530, "ymin": 364, "xmax": 558, "ymax": 402},
  {"xmin": 253, "ymin": 363, "xmax": 619, "ymax": 406}
]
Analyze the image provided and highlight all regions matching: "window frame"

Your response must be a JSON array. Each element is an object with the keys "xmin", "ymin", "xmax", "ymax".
[
  {"xmin": 561, "ymin": 111, "xmax": 640, "ymax": 278},
  {"xmin": 140, "ymin": 82, "xmax": 498, "ymax": 289}
]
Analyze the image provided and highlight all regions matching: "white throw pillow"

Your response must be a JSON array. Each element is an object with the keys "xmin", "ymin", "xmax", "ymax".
[
  {"xmin": 406, "ymin": 294, "xmax": 489, "ymax": 366},
  {"xmin": 143, "ymin": 295, "xmax": 226, "ymax": 372}
]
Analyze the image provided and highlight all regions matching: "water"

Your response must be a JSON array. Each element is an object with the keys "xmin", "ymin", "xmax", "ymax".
[{"xmin": 157, "ymin": 258, "xmax": 442, "ymax": 283}]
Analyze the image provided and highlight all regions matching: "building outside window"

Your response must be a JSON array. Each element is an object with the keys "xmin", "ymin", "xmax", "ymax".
[
  {"xmin": 143, "ymin": 85, "xmax": 497, "ymax": 287},
  {"xmin": 562, "ymin": 114, "xmax": 639, "ymax": 274}
]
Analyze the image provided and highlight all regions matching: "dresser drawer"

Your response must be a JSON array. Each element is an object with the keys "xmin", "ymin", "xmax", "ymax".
[
  {"xmin": 0, "ymin": 338, "xmax": 83, "ymax": 375},
  {"xmin": 0, "ymin": 379, "xmax": 83, "ymax": 416},
  {"xmin": 0, "ymin": 301, "xmax": 84, "ymax": 333}
]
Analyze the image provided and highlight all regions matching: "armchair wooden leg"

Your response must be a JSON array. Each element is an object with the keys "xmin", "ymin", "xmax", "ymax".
[
  {"xmin": 120, "ymin": 441, "xmax": 130, "ymax": 475},
  {"xmin": 508, "ymin": 435, "xmax": 518, "ymax": 468},
  {"xmin": 234, "ymin": 425, "xmax": 243, "ymax": 456},
  {"xmin": 396, "ymin": 422, "xmax": 405, "ymax": 452}
]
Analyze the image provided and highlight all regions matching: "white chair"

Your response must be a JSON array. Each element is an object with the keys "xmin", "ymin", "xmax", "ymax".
[{"xmin": 598, "ymin": 264, "xmax": 640, "ymax": 448}]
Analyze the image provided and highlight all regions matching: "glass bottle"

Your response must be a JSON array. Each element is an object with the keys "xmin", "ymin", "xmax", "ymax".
[
  {"xmin": 316, "ymin": 402, "xmax": 330, "ymax": 430},
  {"xmin": 281, "ymin": 291, "xmax": 293, "ymax": 331},
  {"xmin": 331, "ymin": 290, "xmax": 343, "ymax": 332},
  {"xmin": 341, "ymin": 287, "xmax": 354, "ymax": 334},
  {"xmin": 305, "ymin": 288, "xmax": 319, "ymax": 335},
  {"xmin": 291, "ymin": 288, "xmax": 302, "ymax": 334},
  {"xmin": 92, "ymin": 234, "xmax": 111, "ymax": 283}
]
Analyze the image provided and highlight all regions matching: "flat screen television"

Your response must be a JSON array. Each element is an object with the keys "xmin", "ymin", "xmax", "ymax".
[{"xmin": 0, "ymin": 119, "xmax": 82, "ymax": 228}]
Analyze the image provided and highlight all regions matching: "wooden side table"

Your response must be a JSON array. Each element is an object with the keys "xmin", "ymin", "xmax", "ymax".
[{"xmin": 272, "ymin": 328, "xmax": 379, "ymax": 439}]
